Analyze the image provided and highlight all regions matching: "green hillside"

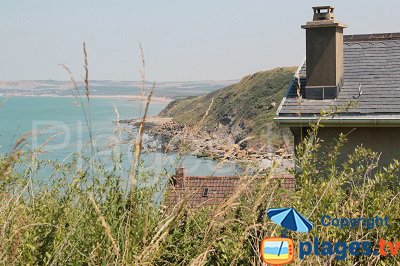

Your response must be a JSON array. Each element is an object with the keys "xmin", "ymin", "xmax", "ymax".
[{"xmin": 160, "ymin": 67, "xmax": 296, "ymax": 148}]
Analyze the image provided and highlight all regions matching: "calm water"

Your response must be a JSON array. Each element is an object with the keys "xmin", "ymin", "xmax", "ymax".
[{"xmin": 0, "ymin": 96, "xmax": 238, "ymax": 177}]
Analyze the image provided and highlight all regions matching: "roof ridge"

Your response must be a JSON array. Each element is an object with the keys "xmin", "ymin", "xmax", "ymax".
[
  {"xmin": 344, "ymin": 32, "xmax": 400, "ymax": 42},
  {"xmin": 185, "ymin": 176, "xmax": 240, "ymax": 179}
]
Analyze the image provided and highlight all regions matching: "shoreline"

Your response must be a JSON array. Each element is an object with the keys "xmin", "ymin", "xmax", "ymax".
[
  {"xmin": 0, "ymin": 94, "xmax": 173, "ymax": 103},
  {"xmin": 132, "ymin": 116, "xmax": 293, "ymax": 173}
]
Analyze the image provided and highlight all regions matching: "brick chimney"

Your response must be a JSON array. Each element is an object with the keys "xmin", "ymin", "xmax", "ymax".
[
  {"xmin": 301, "ymin": 6, "xmax": 347, "ymax": 100},
  {"xmin": 171, "ymin": 167, "xmax": 186, "ymax": 188}
]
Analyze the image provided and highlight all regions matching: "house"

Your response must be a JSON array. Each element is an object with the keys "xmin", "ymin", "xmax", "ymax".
[
  {"xmin": 275, "ymin": 6, "xmax": 400, "ymax": 166},
  {"xmin": 165, "ymin": 167, "xmax": 295, "ymax": 208}
]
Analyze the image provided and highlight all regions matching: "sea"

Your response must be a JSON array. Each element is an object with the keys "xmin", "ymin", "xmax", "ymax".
[{"xmin": 0, "ymin": 96, "xmax": 238, "ymax": 179}]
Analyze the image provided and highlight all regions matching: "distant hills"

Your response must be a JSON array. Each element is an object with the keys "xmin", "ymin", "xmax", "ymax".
[
  {"xmin": 160, "ymin": 67, "xmax": 296, "ymax": 149},
  {"xmin": 0, "ymin": 80, "xmax": 237, "ymax": 99}
]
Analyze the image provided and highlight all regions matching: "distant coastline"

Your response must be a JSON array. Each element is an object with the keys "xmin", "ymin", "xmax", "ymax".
[
  {"xmin": 0, "ymin": 79, "xmax": 237, "ymax": 101},
  {"xmin": 0, "ymin": 94, "xmax": 173, "ymax": 103}
]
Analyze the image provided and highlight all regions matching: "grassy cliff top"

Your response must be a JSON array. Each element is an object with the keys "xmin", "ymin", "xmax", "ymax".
[{"xmin": 160, "ymin": 66, "xmax": 296, "ymax": 148}]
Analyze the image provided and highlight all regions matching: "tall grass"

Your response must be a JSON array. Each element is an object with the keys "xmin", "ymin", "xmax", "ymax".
[{"xmin": 3, "ymin": 130, "xmax": 400, "ymax": 265}]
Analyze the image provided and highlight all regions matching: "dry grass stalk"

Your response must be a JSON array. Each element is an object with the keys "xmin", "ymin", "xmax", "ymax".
[
  {"xmin": 130, "ymin": 83, "xmax": 154, "ymax": 188},
  {"xmin": 83, "ymin": 42, "xmax": 90, "ymax": 100},
  {"xmin": 59, "ymin": 64, "xmax": 80, "ymax": 99},
  {"xmin": 129, "ymin": 43, "xmax": 156, "ymax": 191},
  {"xmin": 88, "ymin": 194, "xmax": 120, "ymax": 258},
  {"xmin": 113, "ymin": 104, "xmax": 121, "ymax": 143},
  {"xmin": 129, "ymin": 47, "xmax": 155, "ymax": 249},
  {"xmin": 82, "ymin": 42, "xmax": 94, "ymax": 157},
  {"xmin": 139, "ymin": 43, "xmax": 146, "ymax": 97},
  {"xmin": 60, "ymin": 43, "xmax": 95, "ymax": 161}
]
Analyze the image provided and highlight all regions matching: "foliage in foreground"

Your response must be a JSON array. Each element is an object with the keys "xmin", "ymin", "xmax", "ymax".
[{"xmin": 1, "ymin": 122, "xmax": 400, "ymax": 265}]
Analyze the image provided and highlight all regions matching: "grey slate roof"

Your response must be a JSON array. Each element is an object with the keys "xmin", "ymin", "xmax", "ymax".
[{"xmin": 276, "ymin": 33, "xmax": 400, "ymax": 124}]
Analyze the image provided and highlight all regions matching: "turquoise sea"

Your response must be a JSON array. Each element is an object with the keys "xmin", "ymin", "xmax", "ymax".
[{"xmin": 0, "ymin": 96, "xmax": 238, "ymax": 177}]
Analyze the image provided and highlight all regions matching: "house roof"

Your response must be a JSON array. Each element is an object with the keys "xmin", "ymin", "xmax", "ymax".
[
  {"xmin": 165, "ymin": 172, "xmax": 295, "ymax": 208},
  {"xmin": 276, "ymin": 33, "xmax": 400, "ymax": 126},
  {"xmin": 165, "ymin": 175, "xmax": 240, "ymax": 208}
]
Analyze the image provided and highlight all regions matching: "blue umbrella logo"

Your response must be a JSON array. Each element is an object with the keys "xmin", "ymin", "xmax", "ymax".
[{"xmin": 267, "ymin": 207, "xmax": 313, "ymax": 233}]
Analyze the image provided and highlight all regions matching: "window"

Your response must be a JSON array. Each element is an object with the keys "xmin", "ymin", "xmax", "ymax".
[{"xmin": 202, "ymin": 188, "xmax": 209, "ymax": 197}]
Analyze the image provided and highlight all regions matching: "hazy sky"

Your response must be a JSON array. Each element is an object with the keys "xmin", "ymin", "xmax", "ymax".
[{"xmin": 1, "ymin": 0, "xmax": 399, "ymax": 81}]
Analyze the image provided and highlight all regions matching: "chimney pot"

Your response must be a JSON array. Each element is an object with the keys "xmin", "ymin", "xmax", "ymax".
[{"xmin": 312, "ymin": 6, "xmax": 335, "ymax": 21}]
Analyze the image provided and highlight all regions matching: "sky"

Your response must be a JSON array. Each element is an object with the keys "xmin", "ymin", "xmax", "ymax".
[{"xmin": 1, "ymin": 0, "xmax": 399, "ymax": 82}]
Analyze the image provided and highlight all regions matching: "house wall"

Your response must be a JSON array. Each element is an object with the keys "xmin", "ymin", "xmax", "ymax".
[{"xmin": 291, "ymin": 127, "xmax": 400, "ymax": 166}]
